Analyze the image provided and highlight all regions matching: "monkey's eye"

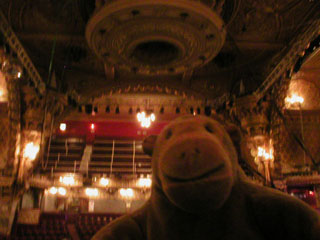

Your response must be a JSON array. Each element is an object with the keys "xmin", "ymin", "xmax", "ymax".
[
  {"xmin": 165, "ymin": 129, "xmax": 172, "ymax": 139},
  {"xmin": 205, "ymin": 124, "xmax": 214, "ymax": 133}
]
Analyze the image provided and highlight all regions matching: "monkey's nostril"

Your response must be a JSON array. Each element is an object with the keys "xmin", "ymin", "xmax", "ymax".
[
  {"xmin": 195, "ymin": 148, "xmax": 200, "ymax": 154},
  {"xmin": 180, "ymin": 152, "xmax": 186, "ymax": 159}
]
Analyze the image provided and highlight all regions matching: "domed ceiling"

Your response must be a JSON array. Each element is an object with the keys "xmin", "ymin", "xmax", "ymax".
[{"xmin": 1, "ymin": 0, "xmax": 319, "ymax": 105}]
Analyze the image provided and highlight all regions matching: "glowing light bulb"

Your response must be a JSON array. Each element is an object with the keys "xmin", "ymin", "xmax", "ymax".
[
  {"xmin": 257, "ymin": 147, "xmax": 273, "ymax": 160},
  {"xmin": 137, "ymin": 178, "xmax": 152, "ymax": 188},
  {"xmin": 126, "ymin": 188, "xmax": 134, "ymax": 197},
  {"xmin": 285, "ymin": 94, "xmax": 304, "ymax": 105},
  {"xmin": 137, "ymin": 112, "xmax": 142, "ymax": 121},
  {"xmin": 23, "ymin": 142, "xmax": 40, "ymax": 161},
  {"xmin": 137, "ymin": 111, "xmax": 156, "ymax": 128},
  {"xmin": 49, "ymin": 187, "xmax": 57, "ymax": 195},
  {"xmin": 85, "ymin": 188, "xmax": 99, "ymax": 197},
  {"xmin": 60, "ymin": 123, "xmax": 66, "ymax": 131},
  {"xmin": 59, "ymin": 175, "xmax": 75, "ymax": 185},
  {"xmin": 119, "ymin": 188, "xmax": 134, "ymax": 198},
  {"xmin": 100, "ymin": 177, "xmax": 109, "ymax": 186},
  {"xmin": 150, "ymin": 113, "xmax": 155, "ymax": 121},
  {"xmin": 58, "ymin": 187, "xmax": 66, "ymax": 196}
]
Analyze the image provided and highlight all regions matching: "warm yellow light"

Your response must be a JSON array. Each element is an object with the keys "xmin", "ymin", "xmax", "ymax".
[
  {"xmin": 23, "ymin": 142, "xmax": 40, "ymax": 161},
  {"xmin": 137, "ymin": 111, "xmax": 155, "ymax": 128},
  {"xmin": 49, "ymin": 187, "xmax": 57, "ymax": 195},
  {"xmin": 137, "ymin": 178, "xmax": 152, "ymax": 188},
  {"xmin": 99, "ymin": 177, "xmax": 109, "ymax": 186},
  {"xmin": 17, "ymin": 72, "xmax": 21, "ymax": 78},
  {"xmin": 141, "ymin": 118, "xmax": 151, "ymax": 128},
  {"xmin": 58, "ymin": 187, "xmax": 66, "ymax": 196},
  {"xmin": 257, "ymin": 147, "xmax": 273, "ymax": 160},
  {"xmin": 60, "ymin": 123, "xmax": 66, "ymax": 131},
  {"xmin": 85, "ymin": 188, "xmax": 99, "ymax": 197},
  {"xmin": 126, "ymin": 188, "xmax": 134, "ymax": 197},
  {"xmin": 59, "ymin": 175, "xmax": 75, "ymax": 186},
  {"xmin": 119, "ymin": 188, "xmax": 134, "ymax": 198},
  {"xmin": 150, "ymin": 113, "xmax": 155, "ymax": 121},
  {"xmin": 0, "ymin": 90, "xmax": 3, "ymax": 97},
  {"xmin": 285, "ymin": 94, "xmax": 304, "ymax": 105}
]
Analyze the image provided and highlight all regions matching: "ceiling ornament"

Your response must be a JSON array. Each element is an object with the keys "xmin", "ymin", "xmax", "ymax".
[{"xmin": 86, "ymin": 0, "xmax": 226, "ymax": 75}]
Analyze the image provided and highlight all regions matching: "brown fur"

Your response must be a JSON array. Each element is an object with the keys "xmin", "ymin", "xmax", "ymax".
[{"xmin": 93, "ymin": 116, "xmax": 320, "ymax": 240}]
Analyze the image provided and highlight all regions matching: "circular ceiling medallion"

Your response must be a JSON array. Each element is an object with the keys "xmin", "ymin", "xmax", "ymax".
[{"xmin": 86, "ymin": 0, "xmax": 226, "ymax": 75}]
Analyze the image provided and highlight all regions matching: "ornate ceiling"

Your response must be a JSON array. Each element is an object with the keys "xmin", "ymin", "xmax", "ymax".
[
  {"xmin": 1, "ymin": 0, "xmax": 319, "ymax": 102},
  {"xmin": 0, "ymin": 0, "xmax": 320, "ymax": 181}
]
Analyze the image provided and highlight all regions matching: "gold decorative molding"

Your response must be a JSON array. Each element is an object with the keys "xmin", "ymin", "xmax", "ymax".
[{"xmin": 86, "ymin": 0, "xmax": 226, "ymax": 75}]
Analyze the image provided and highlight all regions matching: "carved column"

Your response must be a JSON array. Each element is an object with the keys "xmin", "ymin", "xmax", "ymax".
[
  {"xmin": 0, "ymin": 55, "xmax": 22, "ymax": 176},
  {"xmin": 232, "ymin": 95, "xmax": 274, "ymax": 183}
]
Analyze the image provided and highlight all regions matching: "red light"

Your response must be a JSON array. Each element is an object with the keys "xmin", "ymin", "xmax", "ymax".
[
  {"xmin": 90, "ymin": 123, "xmax": 95, "ymax": 133},
  {"xmin": 309, "ymin": 191, "xmax": 314, "ymax": 195}
]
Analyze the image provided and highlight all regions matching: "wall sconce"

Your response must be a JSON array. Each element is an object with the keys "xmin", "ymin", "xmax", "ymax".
[
  {"xmin": 60, "ymin": 123, "xmax": 67, "ymax": 132},
  {"xmin": 250, "ymin": 138, "xmax": 274, "ymax": 184},
  {"xmin": 58, "ymin": 187, "xmax": 67, "ymax": 196},
  {"xmin": 99, "ymin": 177, "xmax": 109, "ymax": 187},
  {"xmin": 137, "ymin": 177, "xmax": 152, "ymax": 188},
  {"xmin": 47, "ymin": 187, "xmax": 67, "ymax": 196},
  {"xmin": 59, "ymin": 175, "xmax": 75, "ymax": 186},
  {"xmin": 119, "ymin": 188, "xmax": 134, "ymax": 198},
  {"xmin": 23, "ymin": 142, "xmax": 40, "ymax": 161},
  {"xmin": 18, "ymin": 131, "xmax": 41, "ymax": 181},
  {"xmin": 49, "ymin": 187, "xmax": 58, "ymax": 195},
  {"xmin": 85, "ymin": 188, "xmax": 99, "ymax": 197}
]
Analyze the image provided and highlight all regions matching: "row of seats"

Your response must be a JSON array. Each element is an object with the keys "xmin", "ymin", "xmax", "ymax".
[
  {"xmin": 1, "ymin": 213, "xmax": 121, "ymax": 240},
  {"xmin": 42, "ymin": 137, "xmax": 85, "ymax": 174},
  {"xmin": 40, "ymin": 137, "xmax": 152, "ymax": 176},
  {"xmin": 90, "ymin": 139, "xmax": 151, "ymax": 175},
  {"xmin": 75, "ymin": 213, "xmax": 121, "ymax": 240}
]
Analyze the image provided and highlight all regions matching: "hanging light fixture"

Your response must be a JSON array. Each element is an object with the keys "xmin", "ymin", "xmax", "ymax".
[
  {"xmin": 137, "ymin": 111, "xmax": 155, "ymax": 128},
  {"xmin": 285, "ymin": 93, "xmax": 304, "ymax": 109}
]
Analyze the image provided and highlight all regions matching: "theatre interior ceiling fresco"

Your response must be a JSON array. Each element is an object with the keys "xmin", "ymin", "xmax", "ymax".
[{"xmin": 0, "ymin": 0, "xmax": 320, "ymax": 200}]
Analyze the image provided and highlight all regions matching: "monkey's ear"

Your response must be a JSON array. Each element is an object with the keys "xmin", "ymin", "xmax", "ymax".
[{"xmin": 142, "ymin": 135, "xmax": 158, "ymax": 156}]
